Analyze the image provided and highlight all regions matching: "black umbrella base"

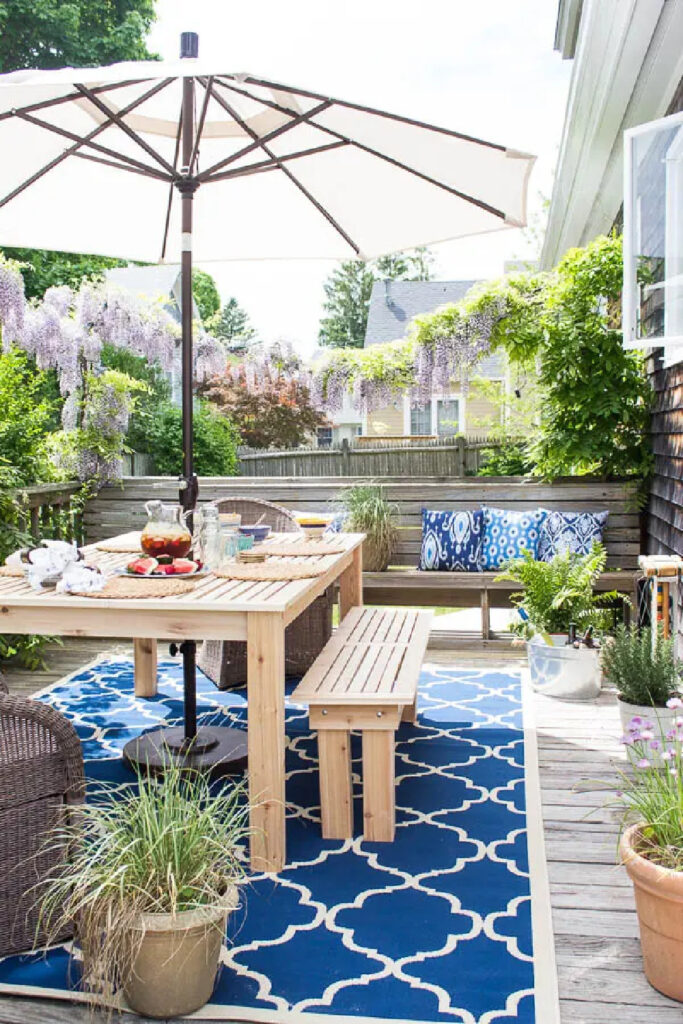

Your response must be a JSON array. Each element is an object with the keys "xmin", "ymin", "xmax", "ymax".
[{"xmin": 123, "ymin": 725, "xmax": 248, "ymax": 776}]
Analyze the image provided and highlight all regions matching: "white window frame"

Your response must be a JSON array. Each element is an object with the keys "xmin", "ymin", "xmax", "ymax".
[
  {"xmin": 623, "ymin": 110, "xmax": 683, "ymax": 355},
  {"xmin": 403, "ymin": 393, "xmax": 466, "ymax": 436}
]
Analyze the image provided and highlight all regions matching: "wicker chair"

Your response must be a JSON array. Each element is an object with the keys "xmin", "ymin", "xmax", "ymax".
[
  {"xmin": 198, "ymin": 497, "xmax": 334, "ymax": 689},
  {"xmin": 0, "ymin": 673, "xmax": 85, "ymax": 957}
]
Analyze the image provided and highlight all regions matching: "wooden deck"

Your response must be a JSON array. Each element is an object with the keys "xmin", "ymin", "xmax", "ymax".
[{"xmin": 1, "ymin": 641, "xmax": 682, "ymax": 1023}]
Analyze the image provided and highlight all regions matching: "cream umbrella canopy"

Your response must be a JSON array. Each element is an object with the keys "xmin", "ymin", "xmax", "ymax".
[{"xmin": 0, "ymin": 33, "xmax": 535, "ymax": 769}]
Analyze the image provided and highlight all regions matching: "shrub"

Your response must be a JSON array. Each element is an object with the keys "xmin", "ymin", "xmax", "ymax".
[
  {"xmin": 477, "ymin": 440, "xmax": 535, "ymax": 477},
  {"xmin": 602, "ymin": 626, "xmax": 681, "ymax": 707},
  {"xmin": 495, "ymin": 543, "xmax": 616, "ymax": 639},
  {"xmin": 138, "ymin": 401, "xmax": 240, "ymax": 476}
]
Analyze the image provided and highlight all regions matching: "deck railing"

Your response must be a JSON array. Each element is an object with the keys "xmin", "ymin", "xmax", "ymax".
[{"xmin": 11, "ymin": 482, "xmax": 84, "ymax": 545}]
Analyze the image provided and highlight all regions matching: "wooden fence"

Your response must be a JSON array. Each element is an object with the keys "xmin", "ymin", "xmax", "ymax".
[
  {"xmin": 237, "ymin": 436, "xmax": 506, "ymax": 478},
  {"xmin": 85, "ymin": 476, "xmax": 641, "ymax": 571}
]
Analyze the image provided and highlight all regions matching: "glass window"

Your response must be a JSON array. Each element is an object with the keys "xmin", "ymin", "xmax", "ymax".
[
  {"xmin": 410, "ymin": 403, "xmax": 432, "ymax": 435},
  {"xmin": 317, "ymin": 426, "xmax": 332, "ymax": 449},
  {"xmin": 624, "ymin": 112, "xmax": 683, "ymax": 352},
  {"xmin": 436, "ymin": 399, "xmax": 460, "ymax": 436}
]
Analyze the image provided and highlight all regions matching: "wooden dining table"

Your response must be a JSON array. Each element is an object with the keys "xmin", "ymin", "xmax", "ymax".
[{"xmin": 0, "ymin": 531, "xmax": 365, "ymax": 873}]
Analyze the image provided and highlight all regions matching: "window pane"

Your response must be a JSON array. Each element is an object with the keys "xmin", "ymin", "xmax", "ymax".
[
  {"xmin": 437, "ymin": 399, "xmax": 459, "ymax": 436},
  {"xmin": 627, "ymin": 117, "xmax": 683, "ymax": 344},
  {"xmin": 410, "ymin": 403, "xmax": 432, "ymax": 434}
]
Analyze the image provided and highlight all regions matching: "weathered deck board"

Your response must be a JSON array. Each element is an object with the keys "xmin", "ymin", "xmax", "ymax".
[{"xmin": 1, "ymin": 644, "xmax": 681, "ymax": 1023}]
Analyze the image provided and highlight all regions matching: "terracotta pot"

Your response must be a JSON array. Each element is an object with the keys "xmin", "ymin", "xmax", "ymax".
[
  {"xmin": 122, "ymin": 888, "xmax": 238, "ymax": 1018},
  {"xmin": 620, "ymin": 824, "xmax": 683, "ymax": 1001}
]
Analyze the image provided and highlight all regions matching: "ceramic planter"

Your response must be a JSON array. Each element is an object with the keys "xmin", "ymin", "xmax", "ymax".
[
  {"xmin": 620, "ymin": 824, "xmax": 683, "ymax": 1002},
  {"xmin": 617, "ymin": 699, "xmax": 680, "ymax": 737},
  {"xmin": 527, "ymin": 634, "xmax": 601, "ymax": 700},
  {"xmin": 122, "ymin": 888, "xmax": 238, "ymax": 1018}
]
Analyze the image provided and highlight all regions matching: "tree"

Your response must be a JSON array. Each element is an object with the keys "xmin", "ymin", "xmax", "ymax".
[
  {"xmin": 138, "ymin": 400, "xmax": 241, "ymax": 476},
  {"xmin": 318, "ymin": 248, "xmax": 435, "ymax": 349},
  {"xmin": 0, "ymin": 0, "xmax": 158, "ymax": 295},
  {"xmin": 201, "ymin": 368, "xmax": 326, "ymax": 449},
  {"xmin": 0, "ymin": 0, "xmax": 157, "ymax": 72},
  {"xmin": 214, "ymin": 296, "xmax": 257, "ymax": 352},
  {"xmin": 192, "ymin": 269, "xmax": 221, "ymax": 325}
]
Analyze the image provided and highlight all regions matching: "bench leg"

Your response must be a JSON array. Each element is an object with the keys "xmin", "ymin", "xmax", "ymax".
[
  {"xmin": 480, "ymin": 589, "xmax": 491, "ymax": 641},
  {"xmin": 401, "ymin": 696, "xmax": 418, "ymax": 724},
  {"xmin": 362, "ymin": 730, "xmax": 395, "ymax": 842},
  {"xmin": 318, "ymin": 730, "xmax": 353, "ymax": 839},
  {"xmin": 134, "ymin": 638, "xmax": 157, "ymax": 697}
]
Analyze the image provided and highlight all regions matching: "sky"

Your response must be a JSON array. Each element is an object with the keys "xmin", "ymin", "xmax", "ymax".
[{"xmin": 148, "ymin": 0, "xmax": 572, "ymax": 354}]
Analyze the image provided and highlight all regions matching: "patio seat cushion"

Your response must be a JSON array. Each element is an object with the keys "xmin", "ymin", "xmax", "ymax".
[
  {"xmin": 537, "ymin": 509, "xmax": 609, "ymax": 562},
  {"xmin": 419, "ymin": 509, "xmax": 483, "ymax": 571},
  {"xmin": 479, "ymin": 506, "xmax": 545, "ymax": 570}
]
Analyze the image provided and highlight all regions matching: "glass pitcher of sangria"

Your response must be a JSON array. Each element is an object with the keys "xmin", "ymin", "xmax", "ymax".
[{"xmin": 140, "ymin": 501, "xmax": 192, "ymax": 559}]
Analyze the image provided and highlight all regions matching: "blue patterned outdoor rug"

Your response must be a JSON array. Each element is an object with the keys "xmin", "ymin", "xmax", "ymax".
[{"xmin": 0, "ymin": 658, "xmax": 547, "ymax": 1023}]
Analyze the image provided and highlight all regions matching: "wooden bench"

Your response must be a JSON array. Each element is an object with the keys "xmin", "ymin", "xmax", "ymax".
[{"xmin": 292, "ymin": 607, "xmax": 432, "ymax": 842}]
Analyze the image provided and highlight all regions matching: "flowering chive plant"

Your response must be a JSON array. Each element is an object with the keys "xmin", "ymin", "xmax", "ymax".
[{"xmin": 614, "ymin": 697, "xmax": 683, "ymax": 870}]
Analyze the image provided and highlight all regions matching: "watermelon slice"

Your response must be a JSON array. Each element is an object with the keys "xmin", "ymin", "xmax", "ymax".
[
  {"xmin": 127, "ymin": 557, "xmax": 159, "ymax": 576},
  {"xmin": 171, "ymin": 558, "xmax": 198, "ymax": 575}
]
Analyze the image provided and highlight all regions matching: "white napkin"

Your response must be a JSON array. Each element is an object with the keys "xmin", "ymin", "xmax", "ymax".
[{"xmin": 56, "ymin": 562, "xmax": 106, "ymax": 595}]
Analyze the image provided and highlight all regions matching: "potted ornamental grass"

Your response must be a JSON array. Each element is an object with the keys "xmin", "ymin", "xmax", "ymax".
[
  {"xmin": 340, "ymin": 483, "xmax": 398, "ymax": 572},
  {"xmin": 614, "ymin": 713, "xmax": 683, "ymax": 1001},
  {"xmin": 602, "ymin": 625, "xmax": 682, "ymax": 734},
  {"xmin": 496, "ymin": 544, "xmax": 617, "ymax": 700},
  {"xmin": 37, "ymin": 763, "xmax": 250, "ymax": 1019}
]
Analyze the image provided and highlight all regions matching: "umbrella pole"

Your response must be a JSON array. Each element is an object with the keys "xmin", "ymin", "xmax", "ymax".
[{"xmin": 122, "ymin": 35, "xmax": 248, "ymax": 776}]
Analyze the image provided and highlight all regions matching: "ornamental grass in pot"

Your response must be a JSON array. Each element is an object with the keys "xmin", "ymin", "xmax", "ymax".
[
  {"xmin": 613, "ymin": 717, "xmax": 683, "ymax": 1000},
  {"xmin": 602, "ymin": 625, "xmax": 682, "ymax": 735},
  {"xmin": 495, "ymin": 544, "xmax": 617, "ymax": 700},
  {"xmin": 340, "ymin": 483, "xmax": 398, "ymax": 572},
  {"xmin": 37, "ymin": 763, "xmax": 250, "ymax": 1018}
]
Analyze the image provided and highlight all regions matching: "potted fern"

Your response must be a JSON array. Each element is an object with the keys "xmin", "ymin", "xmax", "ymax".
[
  {"xmin": 602, "ymin": 625, "xmax": 682, "ymax": 734},
  {"xmin": 340, "ymin": 483, "xmax": 398, "ymax": 572},
  {"xmin": 496, "ymin": 544, "xmax": 617, "ymax": 700},
  {"xmin": 38, "ymin": 763, "xmax": 250, "ymax": 1018}
]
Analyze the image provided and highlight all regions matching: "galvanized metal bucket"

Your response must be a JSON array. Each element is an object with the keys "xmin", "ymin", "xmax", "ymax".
[{"xmin": 527, "ymin": 634, "xmax": 602, "ymax": 701}]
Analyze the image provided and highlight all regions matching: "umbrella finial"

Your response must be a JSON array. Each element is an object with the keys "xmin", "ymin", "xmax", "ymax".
[{"xmin": 180, "ymin": 32, "xmax": 199, "ymax": 59}]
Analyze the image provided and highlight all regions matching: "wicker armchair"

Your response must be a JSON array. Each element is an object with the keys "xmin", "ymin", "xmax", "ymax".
[
  {"xmin": 0, "ymin": 673, "xmax": 85, "ymax": 957},
  {"xmin": 198, "ymin": 497, "xmax": 334, "ymax": 689}
]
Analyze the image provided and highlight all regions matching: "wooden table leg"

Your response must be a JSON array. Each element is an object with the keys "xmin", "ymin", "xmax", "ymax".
[
  {"xmin": 339, "ymin": 545, "xmax": 363, "ymax": 621},
  {"xmin": 247, "ymin": 612, "xmax": 286, "ymax": 873},
  {"xmin": 134, "ymin": 638, "xmax": 157, "ymax": 697}
]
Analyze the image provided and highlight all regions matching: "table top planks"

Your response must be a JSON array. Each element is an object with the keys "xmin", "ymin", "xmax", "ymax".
[{"xmin": 0, "ymin": 532, "xmax": 364, "ymax": 616}]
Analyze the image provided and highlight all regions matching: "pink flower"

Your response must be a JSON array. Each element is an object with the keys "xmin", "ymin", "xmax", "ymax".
[
  {"xmin": 650, "ymin": 739, "xmax": 661, "ymax": 751},
  {"xmin": 667, "ymin": 697, "xmax": 683, "ymax": 709},
  {"xmin": 629, "ymin": 716, "xmax": 643, "ymax": 729},
  {"xmin": 667, "ymin": 729, "xmax": 677, "ymax": 741},
  {"xmin": 621, "ymin": 734, "xmax": 634, "ymax": 746},
  {"xmin": 636, "ymin": 758, "xmax": 651, "ymax": 769},
  {"xmin": 662, "ymin": 748, "xmax": 675, "ymax": 762},
  {"xmin": 670, "ymin": 767, "xmax": 679, "ymax": 778},
  {"xmin": 640, "ymin": 729, "xmax": 655, "ymax": 742}
]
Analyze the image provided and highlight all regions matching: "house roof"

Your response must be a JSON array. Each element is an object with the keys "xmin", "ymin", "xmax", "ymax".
[{"xmin": 364, "ymin": 278, "xmax": 505, "ymax": 378}]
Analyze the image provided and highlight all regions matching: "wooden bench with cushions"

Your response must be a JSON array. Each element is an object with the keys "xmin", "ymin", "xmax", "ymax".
[
  {"xmin": 292, "ymin": 607, "xmax": 432, "ymax": 842},
  {"xmin": 86, "ymin": 477, "xmax": 641, "ymax": 638}
]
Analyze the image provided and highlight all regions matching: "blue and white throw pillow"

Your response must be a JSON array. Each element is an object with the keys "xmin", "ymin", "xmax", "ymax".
[
  {"xmin": 419, "ymin": 509, "xmax": 484, "ymax": 571},
  {"xmin": 537, "ymin": 509, "xmax": 609, "ymax": 562},
  {"xmin": 479, "ymin": 506, "xmax": 545, "ymax": 570}
]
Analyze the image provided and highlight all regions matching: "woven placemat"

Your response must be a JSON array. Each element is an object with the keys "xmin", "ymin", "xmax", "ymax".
[
  {"xmin": 214, "ymin": 562, "xmax": 327, "ymax": 581},
  {"xmin": 0, "ymin": 564, "xmax": 24, "ymax": 577},
  {"xmin": 72, "ymin": 577, "xmax": 196, "ymax": 599},
  {"xmin": 95, "ymin": 532, "xmax": 143, "ymax": 553},
  {"xmin": 259, "ymin": 541, "xmax": 347, "ymax": 557}
]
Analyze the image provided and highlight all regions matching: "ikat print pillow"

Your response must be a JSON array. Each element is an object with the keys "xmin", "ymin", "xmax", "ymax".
[
  {"xmin": 479, "ymin": 506, "xmax": 545, "ymax": 570},
  {"xmin": 537, "ymin": 509, "xmax": 609, "ymax": 562},
  {"xmin": 419, "ymin": 509, "xmax": 484, "ymax": 571}
]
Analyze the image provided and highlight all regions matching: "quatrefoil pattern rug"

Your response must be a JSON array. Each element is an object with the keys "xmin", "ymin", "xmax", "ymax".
[{"xmin": 0, "ymin": 658, "xmax": 539, "ymax": 1023}]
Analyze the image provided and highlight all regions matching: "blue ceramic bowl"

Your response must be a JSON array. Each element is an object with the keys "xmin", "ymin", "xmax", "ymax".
[{"xmin": 239, "ymin": 524, "xmax": 272, "ymax": 543}]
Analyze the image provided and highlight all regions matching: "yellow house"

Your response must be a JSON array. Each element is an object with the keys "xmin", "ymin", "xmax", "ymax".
[{"xmin": 362, "ymin": 279, "xmax": 506, "ymax": 439}]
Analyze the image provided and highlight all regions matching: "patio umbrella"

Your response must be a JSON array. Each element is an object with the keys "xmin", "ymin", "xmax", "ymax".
[{"xmin": 0, "ymin": 33, "xmax": 535, "ymax": 771}]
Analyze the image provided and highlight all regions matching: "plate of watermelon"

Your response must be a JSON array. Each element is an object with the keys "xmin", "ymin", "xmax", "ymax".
[{"xmin": 120, "ymin": 555, "xmax": 205, "ymax": 578}]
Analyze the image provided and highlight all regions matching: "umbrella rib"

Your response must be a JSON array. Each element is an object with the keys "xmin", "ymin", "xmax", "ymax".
[
  {"xmin": 161, "ymin": 99, "xmax": 184, "ymax": 262},
  {"xmin": 0, "ymin": 78, "xmax": 149, "ymax": 124},
  {"xmin": 205, "ymin": 82, "xmax": 360, "ymax": 255},
  {"xmin": 204, "ymin": 140, "xmax": 348, "ymax": 183},
  {"xmin": 75, "ymin": 83, "xmax": 177, "ymax": 177},
  {"xmin": 195, "ymin": 87, "xmax": 332, "ymax": 182},
  {"xmin": 72, "ymin": 150, "xmax": 169, "ymax": 180},
  {"xmin": 190, "ymin": 76, "xmax": 213, "ymax": 173},
  {"xmin": 15, "ymin": 111, "xmax": 169, "ymax": 180},
  {"xmin": 216, "ymin": 79, "xmax": 506, "ymax": 221},
  {"xmin": 0, "ymin": 77, "xmax": 175, "ymax": 211},
  {"xmin": 235, "ymin": 75, "xmax": 507, "ymax": 152}
]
